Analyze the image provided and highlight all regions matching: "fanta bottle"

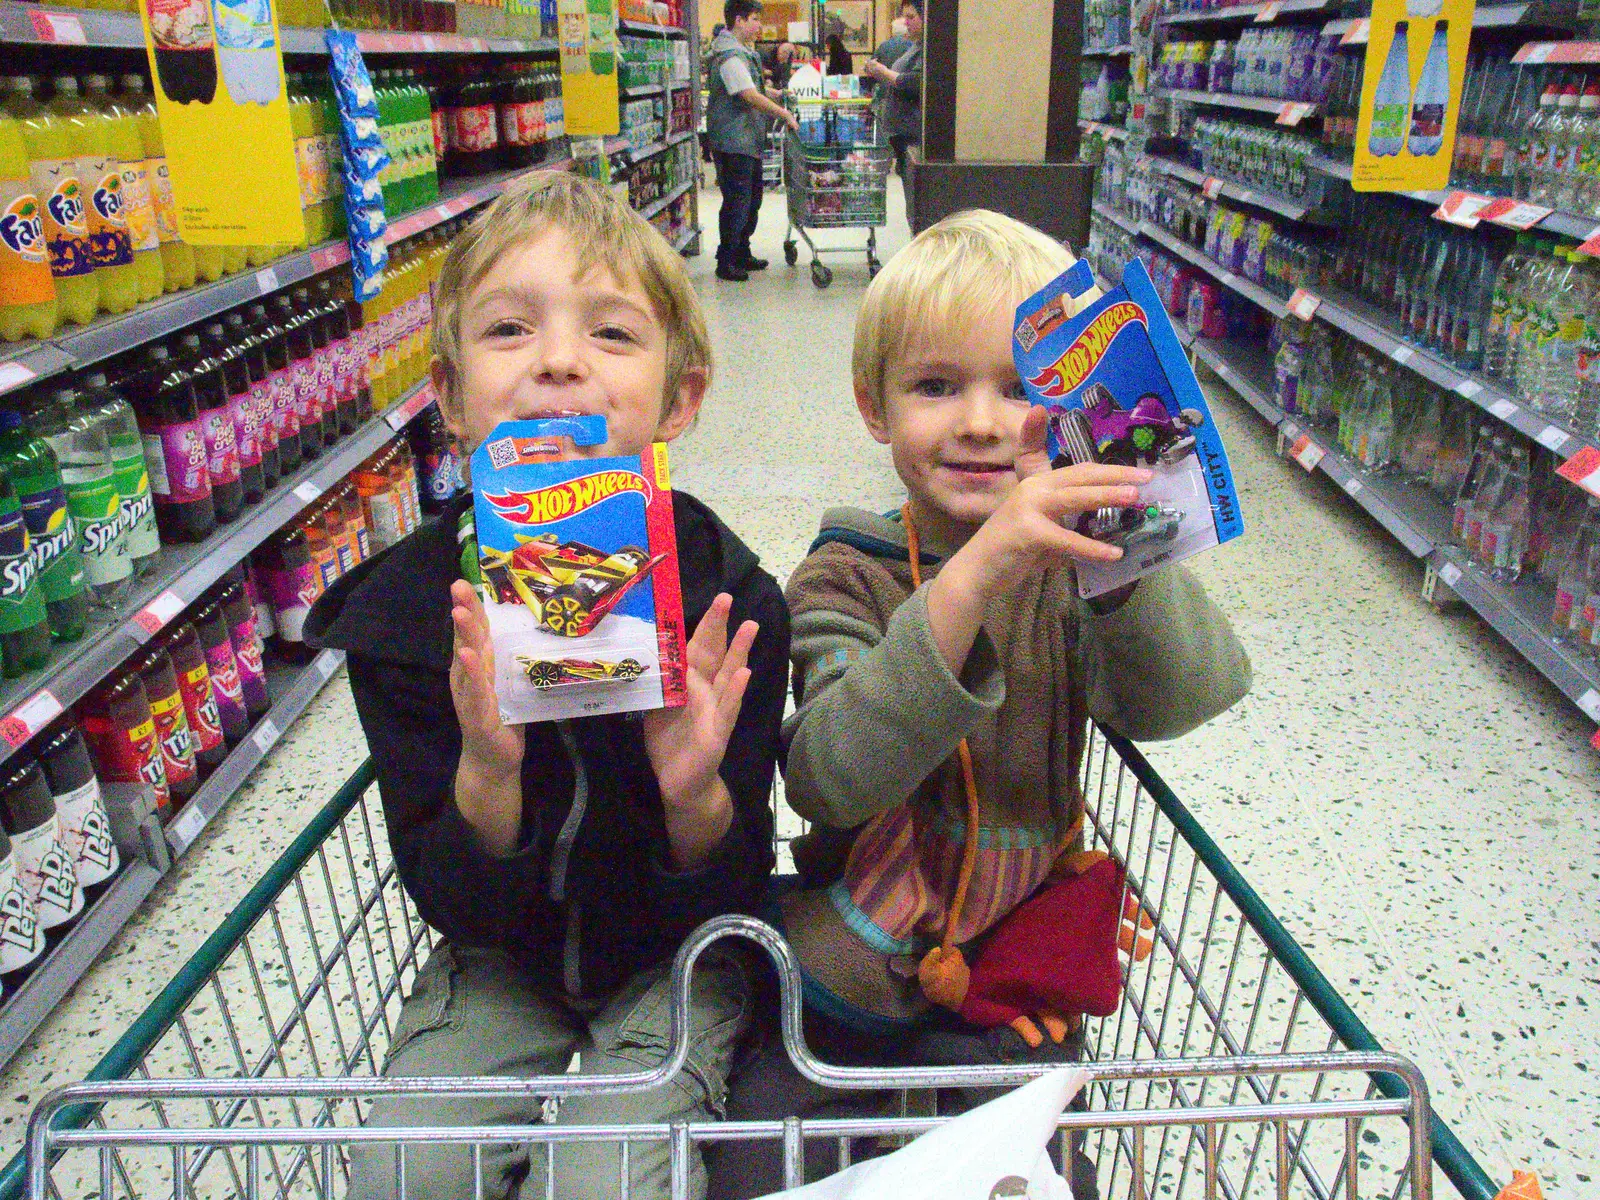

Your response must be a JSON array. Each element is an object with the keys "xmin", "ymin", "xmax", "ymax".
[
  {"xmin": 50, "ymin": 76, "xmax": 139, "ymax": 315},
  {"xmin": 221, "ymin": 244, "xmax": 247, "ymax": 274},
  {"xmin": 0, "ymin": 111, "xmax": 58, "ymax": 341},
  {"xmin": 127, "ymin": 76, "xmax": 195, "ymax": 292},
  {"xmin": 192, "ymin": 244, "xmax": 224, "ymax": 282},
  {"xmin": 5, "ymin": 77, "xmax": 98, "ymax": 326},
  {"xmin": 89, "ymin": 76, "xmax": 163, "ymax": 303}
]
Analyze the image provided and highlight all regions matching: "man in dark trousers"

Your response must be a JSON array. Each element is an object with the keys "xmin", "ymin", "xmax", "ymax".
[
  {"xmin": 862, "ymin": 0, "xmax": 923, "ymax": 177},
  {"xmin": 705, "ymin": 0, "xmax": 798, "ymax": 281}
]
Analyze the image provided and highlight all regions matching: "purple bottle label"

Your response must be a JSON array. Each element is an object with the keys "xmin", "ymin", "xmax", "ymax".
[
  {"xmin": 315, "ymin": 347, "xmax": 337, "ymax": 416},
  {"xmin": 143, "ymin": 421, "xmax": 212, "ymax": 503},
  {"xmin": 248, "ymin": 379, "xmax": 278, "ymax": 452},
  {"xmin": 268, "ymin": 365, "xmax": 298, "ymax": 438},
  {"xmin": 204, "ymin": 639, "xmax": 248, "ymax": 729},
  {"xmin": 291, "ymin": 355, "xmax": 320, "ymax": 427},
  {"xmin": 229, "ymin": 388, "xmax": 262, "ymax": 468},
  {"xmin": 229, "ymin": 614, "xmax": 272, "ymax": 711},
  {"xmin": 265, "ymin": 560, "xmax": 318, "ymax": 642},
  {"xmin": 201, "ymin": 406, "xmax": 241, "ymax": 485}
]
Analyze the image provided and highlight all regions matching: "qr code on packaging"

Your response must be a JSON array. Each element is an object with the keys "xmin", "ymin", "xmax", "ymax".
[{"xmin": 485, "ymin": 436, "xmax": 521, "ymax": 471}]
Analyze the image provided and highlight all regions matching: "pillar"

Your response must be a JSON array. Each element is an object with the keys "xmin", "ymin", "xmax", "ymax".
[{"xmin": 907, "ymin": 0, "xmax": 1094, "ymax": 249}]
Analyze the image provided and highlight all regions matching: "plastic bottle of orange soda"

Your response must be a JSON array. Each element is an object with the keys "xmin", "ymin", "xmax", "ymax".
[
  {"xmin": 128, "ymin": 77, "xmax": 196, "ymax": 292},
  {"xmin": 89, "ymin": 75, "xmax": 163, "ymax": 303},
  {"xmin": 6, "ymin": 76, "xmax": 98, "ymax": 325},
  {"xmin": 50, "ymin": 76, "xmax": 139, "ymax": 315},
  {"xmin": 0, "ymin": 109, "xmax": 59, "ymax": 341}
]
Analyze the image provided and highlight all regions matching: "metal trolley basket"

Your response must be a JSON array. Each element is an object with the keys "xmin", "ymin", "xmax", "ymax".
[
  {"xmin": 0, "ymin": 727, "xmax": 1501, "ymax": 1200},
  {"xmin": 781, "ymin": 97, "xmax": 891, "ymax": 288}
]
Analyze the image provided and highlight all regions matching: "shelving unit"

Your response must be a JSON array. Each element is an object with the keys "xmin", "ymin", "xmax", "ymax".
[
  {"xmin": 1092, "ymin": 199, "xmax": 1141, "ymax": 237},
  {"xmin": 0, "ymin": 160, "xmax": 575, "ymax": 399},
  {"xmin": 619, "ymin": 17, "xmax": 688, "ymax": 38},
  {"xmin": 614, "ymin": 7, "xmax": 701, "ymax": 255},
  {"xmin": 1083, "ymin": 43, "xmax": 1133, "ymax": 56},
  {"xmin": 1079, "ymin": 119, "xmax": 1130, "ymax": 142},
  {"xmin": 1147, "ymin": 154, "xmax": 1323, "ymax": 222},
  {"xmin": 1137, "ymin": 219, "xmax": 1292, "ymax": 318},
  {"xmin": 0, "ymin": 379, "xmax": 437, "ymax": 769},
  {"xmin": 1156, "ymin": 0, "xmax": 1338, "ymax": 27},
  {"xmin": 1153, "ymin": 87, "xmax": 1319, "ymax": 118}
]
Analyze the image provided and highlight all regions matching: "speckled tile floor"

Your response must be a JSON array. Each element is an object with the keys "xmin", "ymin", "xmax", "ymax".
[{"xmin": 2, "ymin": 180, "xmax": 1594, "ymax": 1197}]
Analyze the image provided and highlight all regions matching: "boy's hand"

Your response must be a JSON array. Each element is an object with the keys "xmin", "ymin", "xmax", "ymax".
[
  {"xmin": 643, "ymin": 594, "xmax": 759, "ymax": 870},
  {"xmin": 449, "ymin": 580, "xmax": 525, "ymax": 856},
  {"xmin": 953, "ymin": 406, "xmax": 1153, "ymax": 604}
]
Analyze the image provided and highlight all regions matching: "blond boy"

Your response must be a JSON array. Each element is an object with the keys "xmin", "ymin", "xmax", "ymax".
[
  {"xmin": 306, "ymin": 173, "xmax": 790, "ymax": 1200},
  {"xmin": 775, "ymin": 210, "xmax": 1251, "ymax": 1035}
]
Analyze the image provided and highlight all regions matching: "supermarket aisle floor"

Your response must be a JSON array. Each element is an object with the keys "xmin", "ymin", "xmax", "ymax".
[{"xmin": 1, "ymin": 179, "xmax": 1593, "ymax": 1196}]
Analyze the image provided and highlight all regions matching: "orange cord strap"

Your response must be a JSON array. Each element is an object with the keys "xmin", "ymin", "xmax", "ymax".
[{"xmin": 902, "ymin": 504, "xmax": 981, "ymax": 965}]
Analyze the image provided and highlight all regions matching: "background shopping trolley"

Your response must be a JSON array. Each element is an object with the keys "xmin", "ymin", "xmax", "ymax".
[
  {"xmin": 782, "ymin": 97, "xmax": 891, "ymax": 288},
  {"xmin": 1, "ymin": 727, "xmax": 1504, "ymax": 1200}
]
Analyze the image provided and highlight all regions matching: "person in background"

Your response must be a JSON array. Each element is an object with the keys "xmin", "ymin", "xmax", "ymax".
[
  {"xmin": 824, "ymin": 33, "xmax": 854, "ymax": 78},
  {"xmin": 867, "ymin": 15, "xmax": 911, "ymax": 116},
  {"xmin": 862, "ymin": 0, "xmax": 923, "ymax": 176},
  {"xmin": 706, "ymin": 0, "xmax": 799, "ymax": 282},
  {"xmin": 765, "ymin": 40, "xmax": 797, "ymax": 91}
]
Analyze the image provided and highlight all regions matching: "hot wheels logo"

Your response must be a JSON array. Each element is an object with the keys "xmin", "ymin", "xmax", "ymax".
[
  {"xmin": 485, "ymin": 471, "xmax": 650, "ymax": 525},
  {"xmin": 1026, "ymin": 301, "xmax": 1147, "ymax": 399},
  {"xmin": 0, "ymin": 195, "xmax": 46, "ymax": 263}
]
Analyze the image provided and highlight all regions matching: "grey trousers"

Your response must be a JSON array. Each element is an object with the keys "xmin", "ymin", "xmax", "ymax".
[{"xmin": 348, "ymin": 943, "xmax": 752, "ymax": 1200}]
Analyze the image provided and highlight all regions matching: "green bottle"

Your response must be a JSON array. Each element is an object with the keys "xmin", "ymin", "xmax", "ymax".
[
  {"xmin": 0, "ymin": 462, "xmax": 53, "ymax": 678},
  {"xmin": 0, "ymin": 408, "xmax": 88, "ymax": 643}
]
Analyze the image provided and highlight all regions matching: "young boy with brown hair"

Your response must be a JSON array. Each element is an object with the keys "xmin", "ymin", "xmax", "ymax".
[{"xmin": 306, "ymin": 172, "xmax": 790, "ymax": 1200}]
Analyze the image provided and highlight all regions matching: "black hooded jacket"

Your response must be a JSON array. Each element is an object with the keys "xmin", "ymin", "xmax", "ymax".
[{"xmin": 304, "ymin": 492, "xmax": 788, "ymax": 998}]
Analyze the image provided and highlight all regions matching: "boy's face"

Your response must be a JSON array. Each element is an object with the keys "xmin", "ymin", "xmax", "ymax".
[
  {"xmin": 438, "ymin": 226, "xmax": 704, "ymax": 460},
  {"xmin": 858, "ymin": 303, "xmax": 1030, "ymax": 546}
]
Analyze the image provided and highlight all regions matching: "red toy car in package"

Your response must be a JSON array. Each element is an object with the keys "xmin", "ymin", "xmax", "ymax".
[{"xmin": 466, "ymin": 416, "xmax": 687, "ymax": 724}]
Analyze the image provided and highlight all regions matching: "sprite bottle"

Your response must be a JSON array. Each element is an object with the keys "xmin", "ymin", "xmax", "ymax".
[
  {"xmin": 0, "ymin": 461, "xmax": 52, "ymax": 677},
  {"xmin": 35, "ymin": 390, "xmax": 130, "ymax": 607},
  {"xmin": 83, "ymin": 372, "xmax": 159, "ymax": 577},
  {"xmin": 0, "ymin": 408, "xmax": 87, "ymax": 641}
]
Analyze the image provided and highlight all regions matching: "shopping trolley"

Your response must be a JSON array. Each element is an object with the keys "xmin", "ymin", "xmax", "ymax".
[
  {"xmin": 782, "ymin": 97, "xmax": 891, "ymax": 288},
  {"xmin": 1, "ymin": 726, "xmax": 1502, "ymax": 1200}
]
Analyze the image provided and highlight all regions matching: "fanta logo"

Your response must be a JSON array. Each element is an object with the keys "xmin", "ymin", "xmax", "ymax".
[
  {"xmin": 0, "ymin": 195, "xmax": 46, "ymax": 263},
  {"xmin": 486, "ymin": 471, "xmax": 650, "ymax": 524},
  {"xmin": 1026, "ymin": 301, "xmax": 1148, "ymax": 398},
  {"xmin": 92, "ymin": 175, "xmax": 124, "ymax": 223},
  {"xmin": 48, "ymin": 180, "xmax": 84, "ymax": 232}
]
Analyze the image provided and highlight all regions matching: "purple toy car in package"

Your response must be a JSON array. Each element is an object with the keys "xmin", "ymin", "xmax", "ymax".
[{"xmin": 1014, "ymin": 258, "xmax": 1243, "ymax": 599}]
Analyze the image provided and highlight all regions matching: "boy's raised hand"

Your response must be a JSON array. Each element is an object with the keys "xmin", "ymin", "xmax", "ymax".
[
  {"xmin": 449, "ymin": 579, "xmax": 525, "ymax": 856},
  {"xmin": 643, "ymin": 594, "xmax": 759, "ymax": 870},
  {"xmin": 966, "ymin": 406, "xmax": 1154, "ymax": 589}
]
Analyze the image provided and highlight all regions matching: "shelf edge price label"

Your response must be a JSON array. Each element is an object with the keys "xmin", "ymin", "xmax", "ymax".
[
  {"xmin": 1452, "ymin": 378, "xmax": 1484, "ymax": 399},
  {"xmin": 1339, "ymin": 18, "xmax": 1370, "ymax": 44},
  {"xmin": 1438, "ymin": 560, "xmax": 1462, "ymax": 587},
  {"xmin": 1577, "ymin": 227, "xmax": 1600, "ymax": 259},
  {"xmin": 254, "ymin": 267, "xmax": 281, "ymax": 295},
  {"xmin": 1390, "ymin": 345, "xmax": 1414, "ymax": 364},
  {"xmin": 1287, "ymin": 288, "xmax": 1321, "ymax": 321},
  {"xmin": 1577, "ymin": 688, "xmax": 1600, "ymax": 722},
  {"xmin": 29, "ymin": 10, "xmax": 86, "ymax": 43},
  {"xmin": 170, "ymin": 804, "xmax": 206, "ymax": 850},
  {"xmin": 131, "ymin": 590, "xmax": 187, "ymax": 641},
  {"xmin": 0, "ymin": 361, "xmax": 37, "ymax": 397},
  {"xmin": 1434, "ymin": 191, "xmax": 1491, "ymax": 228},
  {"xmin": 1486, "ymin": 395, "xmax": 1516, "ymax": 417},
  {"xmin": 1556, "ymin": 445, "xmax": 1600, "ymax": 498},
  {"xmin": 1537, "ymin": 425, "xmax": 1572, "ymax": 453},
  {"xmin": 1290, "ymin": 433, "xmax": 1324, "ymax": 472},
  {"xmin": 1275, "ymin": 102, "xmax": 1313, "ymax": 127},
  {"xmin": 1478, "ymin": 196, "xmax": 1554, "ymax": 231},
  {"xmin": 1254, "ymin": 1, "xmax": 1282, "ymax": 21},
  {"xmin": 0, "ymin": 689, "xmax": 64, "ymax": 750},
  {"xmin": 315, "ymin": 650, "xmax": 342, "ymax": 680},
  {"xmin": 1342, "ymin": 477, "xmax": 1363, "ymax": 496},
  {"xmin": 292, "ymin": 480, "xmax": 323, "ymax": 504},
  {"xmin": 1513, "ymin": 42, "xmax": 1554, "ymax": 65},
  {"xmin": 251, "ymin": 717, "xmax": 280, "ymax": 754},
  {"xmin": 1201, "ymin": 176, "xmax": 1225, "ymax": 200}
]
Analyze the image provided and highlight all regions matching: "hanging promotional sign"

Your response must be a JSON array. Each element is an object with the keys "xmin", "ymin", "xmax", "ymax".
[
  {"xmin": 1352, "ymin": 0, "xmax": 1476, "ymax": 191},
  {"xmin": 137, "ymin": 0, "xmax": 303, "ymax": 243},
  {"xmin": 558, "ymin": 0, "xmax": 621, "ymax": 137}
]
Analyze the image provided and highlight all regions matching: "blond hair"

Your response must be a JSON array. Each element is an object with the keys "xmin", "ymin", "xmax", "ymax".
[
  {"xmin": 431, "ymin": 171, "xmax": 712, "ymax": 421},
  {"xmin": 852, "ymin": 210, "xmax": 1077, "ymax": 417}
]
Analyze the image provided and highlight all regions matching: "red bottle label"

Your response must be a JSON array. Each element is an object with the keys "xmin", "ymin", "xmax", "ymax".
[
  {"xmin": 453, "ymin": 104, "xmax": 499, "ymax": 152},
  {"xmin": 177, "ymin": 661, "xmax": 223, "ymax": 753},
  {"xmin": 148, "ymin": 687, "xmax": 197, "ymax": 785}
]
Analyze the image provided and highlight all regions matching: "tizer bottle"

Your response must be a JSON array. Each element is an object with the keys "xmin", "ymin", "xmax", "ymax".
[{"xmin": 5, "ymin": 76, "xmax": 98, "ymax": 325}]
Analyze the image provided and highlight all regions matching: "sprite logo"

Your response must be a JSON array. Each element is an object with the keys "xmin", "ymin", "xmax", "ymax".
[
  {"xmin": 2, "ymin": 549, "xmax": 36, "ymax": 600},
  {"xmin": 28, "ymin": 511, "xmax": 74, "ymax": 574},
  {"xmin": 0, "ymin": 195, "xmax": 46, "ymax": 263}
]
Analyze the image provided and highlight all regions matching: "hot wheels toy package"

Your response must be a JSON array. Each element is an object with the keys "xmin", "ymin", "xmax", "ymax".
[
  {"xmin": 1014, "ymin": 258, "xmax": 1243, "ymax": 599},
  {"xmin": 465, "ymin": 417, "xmax": 688, "ymax": 724}
]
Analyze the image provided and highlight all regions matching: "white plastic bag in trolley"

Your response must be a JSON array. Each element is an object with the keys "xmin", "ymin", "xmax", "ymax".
[{"xmin": 754, "ymin": 1067, "xmax": 1091, "ymax": 1200}]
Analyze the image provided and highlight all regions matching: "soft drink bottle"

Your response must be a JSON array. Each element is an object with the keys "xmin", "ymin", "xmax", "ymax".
[
  {"xmin": 77, "ymin": 671, "xmax": 170, "ymax": 820},
  {"xmin": 127, "ymin": 75, "xmax": 196, "ymax": 292},
  {"xmin": 1430, "ymin": 402, "xmax": 1473, "ymax": 504},
  {"xmin": 1369, "ymin": 23, "xmax": 1410, "ymax": 157},
  {"xmin": 213, "ymin": 0, "xmax": 282, "ymax": 107},
  {"xmin": 1452, "ymin": 424, "xmax": 1494, "ymax": 542},
  {"xmin": 0, "ymin": 459, "xmax": 54, "ymax": 677},
  {"xmin": 0, "ymin": 109, "xmax": 59, "ymax": 341},
  {"xmin": 1408, "ymin": 22, "xmax": 1451, "ymax": 158},
  {"xmin": 273, "ymin": 292, "xmax": 323, "ymax": 458},
  {"xmin": 255, "ymin": 530, "xmax": 317, "ymax": 663},
  {"xmin": 135, "ymin": 645, "xmax": 197, "ymax": 804},
  {"xmin": 83, "ymin": 371, "xmax": 160, "ymax": 577},
  {"xmin": 1482, "ymin": 237, "xmax": 1527, "ymax": 380},
  {"xmin": 50, "ymin": 76, "xmax": 139, "ymax": 315},
  {"xmin": 297, "ymin": 286, "xmax": 340, "ymax": 449},
  {"xmin": 222, "ymin": 309, "xmax": 280, "ymax": 485},
  {"xmin": 135, "ymin": 344, "xmax": 217, "ymax": 543},
  {"xmin": 191, "ymin": 597, "xmax": 248, "ymax": 745},
  {"xmin": 6, "ymin": 76, "xmax": 98, "ymax": 326},
  {"xmin": 0, "ymin": 407, "xmax": 87, "ymax": 641},
  {"xmin": 203, "ymin": 322, "xmax": 264, "ymax": 504},
  {"xmin": 1483, "ymin": 443, "xmax": 1531, "ymax": 581},
  {"xmin": 217, "ymin": 578, "xmax": 269, "ymax": 718},
  {"xmin": 144, "ymin": 0, "xmax": 219, "ymax": 105},
  {"xmin": 163, "ymin": 621, "xmax": 226, "ymax": 774},
  {"xmin": 0, "ymin": 757, "xmax": 84, "ymax": 940},
  {"xmin": 250, "ymin": 300, "xmax": 301, "ymax": 471},
  {"xmin": 37, "ymin": 722, "xmax": 120, "ymax": 902},
  {"xmin": 1535, "ymin": 247, "xmax": 1583, "ymax": 420},
  {"xmin": 177, "ymin": 331, "xmax": 243, "ymax": 521},
  {"xmin": 1515, "ymin": 82, "xmax": 1558, "ymax": 200},
  {"xmin": 1466, "ymin": 434, "xmax": 1509, "ymax": 562},
  {"xmin": 1567, "ymin": 515, "xmax": 1600, "ymax": 645},
  {"xmin": 36, "ymin": 388, "xmax": 132, "ymax": 606},
  {"xmin": 1574, "ymin": 257, "xmax": 1600, "ymax": 437},
  {"xmin": 92, "ymin": 76, "xmax": 163, "ymax": 302}
]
